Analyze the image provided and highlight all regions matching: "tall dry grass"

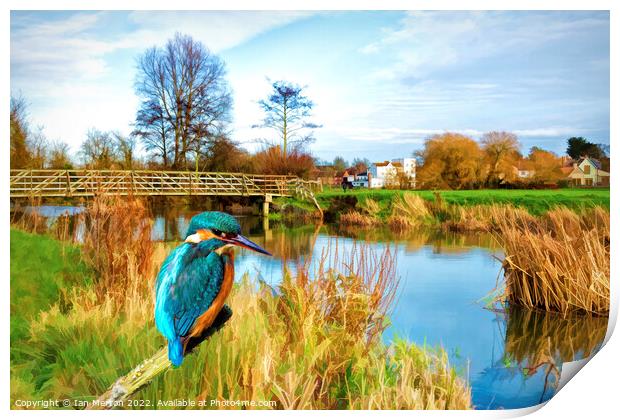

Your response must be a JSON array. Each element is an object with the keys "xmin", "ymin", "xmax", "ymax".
[
  {"xmin": 11, "ymin": 197, "xmax": 47, "ymax": 234},
  {"xmin": 360, "ymin": 198, "xmax": 381, "ymax": 215},
  {"xmin": 339, "ymin": 199, "xmax": 381, "ymax": 227},
  {"xmin": 339, "ymin": 211, "xmax": 377, "ymax": 227},
  {"xmin": 492, "ymin": 206, "xmax": 610, "ymax": 316},
  {"xmin": 388, "ymin": 193, "xmax": 430, "ymax": 231},
  {"xmin": 78, "ymin": 195, "xmax": 155, "ymax": 304}
]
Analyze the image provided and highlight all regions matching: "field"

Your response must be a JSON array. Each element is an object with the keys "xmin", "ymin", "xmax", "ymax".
[{"xmin": 316, "ymin": 187, "xmax": 610, "ymax": 215}]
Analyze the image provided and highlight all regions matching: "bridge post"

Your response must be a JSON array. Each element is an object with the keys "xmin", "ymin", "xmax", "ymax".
[{"xmin": 262, "ymin": 194, "xmax": 272, "ymax": 217}]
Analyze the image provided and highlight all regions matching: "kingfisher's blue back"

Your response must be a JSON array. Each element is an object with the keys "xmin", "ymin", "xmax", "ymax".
[{"xmin": 154, "ymin": 240, "xmax": 226, "ymax": 366}]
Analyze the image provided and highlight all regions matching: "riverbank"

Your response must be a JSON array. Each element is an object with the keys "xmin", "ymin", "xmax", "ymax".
[
  {"xmin": 273, "ymin": 187, "xmax": 609, "ymax": 228},
  {"xmin": 317, "ymin": 187, "xmax": 610, "ymax": 215},
  {"xmin": 10, "ymin": 227, "xmax": 472, "ymax": 410}
]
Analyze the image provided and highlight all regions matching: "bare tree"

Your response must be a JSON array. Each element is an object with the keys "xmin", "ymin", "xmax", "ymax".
[
  {"xmin": 133, "ymin": 33, "xmax": 232, "ymax": 169},
  {"xmin": 48, "ymin": 140, "xmax": 73, "ymax": 169},
  {"xmin": 112, "ymin": 131, "xmax": 138, "ymax": 169},
  {"xmin": 351, "ymin": 157, "xmax": 371, "ymax": 173},
  {"xmin": 481, "ymin": 131, "xmax": 520, "ymax": 186},
  {"xmin": 80, "ymin": 129, "xmax": 117, "ymax": 169},
  {"xmin": 10, "ymin": 94, "xmax": 31, "ymax": 168},
  {"xmin": 253, "ymin": 80, "xmax": 320, "ymax": 157},
  {"xmin": 332, "ymin": 156, "xmax": 348, "ymax": 172},
  {"xmin": 28, "ymin": 126, "xmax": 49, "ymax": 169}
]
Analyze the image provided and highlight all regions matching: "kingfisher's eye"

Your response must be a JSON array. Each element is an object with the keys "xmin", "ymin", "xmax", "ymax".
[{"xmin": 212, "ymin": 229, "xmax": 223, "ymax": 237}]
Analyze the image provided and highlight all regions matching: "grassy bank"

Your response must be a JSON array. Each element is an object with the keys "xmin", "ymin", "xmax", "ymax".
[
  {"xmin": 314, "ymin": 187, "xmax": 609, "ymax": 217},
  {"xmin": 10, "ymin": 223, "xmax": 471, "ymax": 409},
  {"xmin": 10, "ymin": 229, "xmax": 93, "ymax": 344}
]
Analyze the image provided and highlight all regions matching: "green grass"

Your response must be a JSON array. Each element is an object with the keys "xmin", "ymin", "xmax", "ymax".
[
  {"xmin": 316, "ymin": 187, "xmax": 610, "ymax": 215},
  {"xmin": 10, "ymin": 229, "xmax": 93, "ymax": 345},
  {"xmin": 10, "ymin": 229, "xmax": 94, "ymax": 404}
]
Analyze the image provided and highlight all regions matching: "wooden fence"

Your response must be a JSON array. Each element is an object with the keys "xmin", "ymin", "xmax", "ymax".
[{"xmin": 9, "ymin": 169, "xmax": 320, "ymax": 198}]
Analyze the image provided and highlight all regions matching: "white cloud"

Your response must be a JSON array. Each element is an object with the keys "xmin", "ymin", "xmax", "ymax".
[
  {"xmin": 360, "ymin": 11, "xmax": 609, "ymax": 81},
  {"xmin": 122, "ymin": 11, "xmax": 312, "ymax": 53},
  {"xmin": 513, "ymin": 127, "xmax": 583, "ymax": 137},
  {"xmin": 10, "ymin": 11, "xmax": 313, "ymax": 149}
]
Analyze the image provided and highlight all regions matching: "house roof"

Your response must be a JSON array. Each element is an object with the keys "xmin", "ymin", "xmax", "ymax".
[
  {"xmin": 579, "ymin": 157, "xmax": 602, "ymax": 169},
  {"xmin": 391, "ymin": 162, "xmax": 403, "ymax": 168},
  {"xmin": 374, "ymin": 161, "xmax": 391, "ymax": 167},
  {"xmin": 560, "ymin": 167, "xmax": 574, "ymax": 175}
]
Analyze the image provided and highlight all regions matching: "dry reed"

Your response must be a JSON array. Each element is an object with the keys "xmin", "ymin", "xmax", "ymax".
[
  {"xmin": 11, "ymin": 197, "xmax": 47, "ymax": 234},
  {"xmin": 388, "ymin": 193, "xmax": 430, "ymax": 231},
  {"xmin": 493, "ymin": 206, "xmax": 610, "ymax": 316},
  {"xmin": 360, "ymin": 198, "xmax": 381, "ymax": 215},
  {"xmin": 79, "ymin": 195, "xmax": 155, "ymax": 305},
  {"xmin": 339, "ymin": 211, "xmax": 377, "ymax": 227}
]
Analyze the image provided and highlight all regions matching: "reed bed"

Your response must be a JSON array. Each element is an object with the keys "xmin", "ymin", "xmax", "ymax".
[
  {"xmin": 360, "ymin": 198, "xmax": 381, "ymax": 215},
  {"xmin": 78, "ymin": 195, "xmax": 155, "ymax": 304},
  {"xmin": 388, "ymin": 193, "xmax": 430, "ymax": 231},
  {"xmin": 442, "ymin": 205, "xmax": 493, "ymax": 232},
  {"xmin": 11, "ymin": 197, "xmax": 47, "ymax": 234},
  {"xmin": 339, "ymin": 210, "xmax": 378, "ymax": 227},
  {"xmin": 338, "ymin": 199, "xmax": 382, "ymax": 227},
  {"xmin": 492, "ymin": 206, "xmax": 610, "ymax": 316}
]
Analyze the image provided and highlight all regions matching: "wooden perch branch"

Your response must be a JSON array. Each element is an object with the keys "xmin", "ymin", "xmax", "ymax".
[{"xmin": 88, "ymin": 305, "xmax": 233, "ymax": 410}]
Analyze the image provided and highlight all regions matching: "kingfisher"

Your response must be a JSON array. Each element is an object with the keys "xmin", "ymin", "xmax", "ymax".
[{"xmin": 154, "ymin": 211, "xmax": 271, "ymax": 367}]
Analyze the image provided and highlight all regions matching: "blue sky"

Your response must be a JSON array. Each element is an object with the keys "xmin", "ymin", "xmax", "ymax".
[{"xmin": 11, "ymin": 10, "xmax": 610, "ymax": 162}]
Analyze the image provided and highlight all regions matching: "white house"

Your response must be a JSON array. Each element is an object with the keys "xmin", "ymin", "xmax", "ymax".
[
  {"xmin": 392, "ymin": 158, "xmax": 416, "ymax": 178},
  {"xmin": 369, "ymin": 158, "xmax": 416, "ymax": 189},
  {"xmin": 352, "ymin": 171, "xmax": 369, "ymax": 188},
  {"xmin": 514, "ymin": 160, "xmax": 534, "ymax": 179}
]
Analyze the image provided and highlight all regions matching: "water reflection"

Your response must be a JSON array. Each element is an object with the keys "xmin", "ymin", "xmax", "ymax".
[
  {"xmin": 473, "ymin": 306, "xmax": 607, "ymax": 409},
  {"xmin": 11, "ymin": 205, "xmax": 608, "ymax": 410}
]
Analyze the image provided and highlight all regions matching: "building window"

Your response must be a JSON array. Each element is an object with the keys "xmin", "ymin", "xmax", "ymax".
[{"xmin": 583, "ymin": 165, "xmax": 590, "ymax": 174}]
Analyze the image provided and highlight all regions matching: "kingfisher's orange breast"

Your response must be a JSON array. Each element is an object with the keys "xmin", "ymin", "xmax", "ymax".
[{"xmin": 187, "ymin": 250, "xmax": 235, "ymax": 339}]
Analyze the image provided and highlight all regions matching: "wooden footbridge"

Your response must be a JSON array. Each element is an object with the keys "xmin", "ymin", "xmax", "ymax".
[{"xmin": 9, "ymin": 169, "xmax": 322, "ymax": 214}]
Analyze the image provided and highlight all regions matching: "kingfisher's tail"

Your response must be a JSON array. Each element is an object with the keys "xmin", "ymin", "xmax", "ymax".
[{"xmin": 167, "ymin": 337, "xmax": 184, "ymax": 367}]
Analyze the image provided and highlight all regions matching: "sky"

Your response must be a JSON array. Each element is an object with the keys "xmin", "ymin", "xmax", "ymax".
[{"xmin": 10, "ymin": 10, "xmax": 610, "ymax": 163}]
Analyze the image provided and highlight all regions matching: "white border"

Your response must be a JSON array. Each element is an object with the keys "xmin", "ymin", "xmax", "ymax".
[{"xmin": 3, "ymin": 1, "xmax": 617, "ymax": 419}]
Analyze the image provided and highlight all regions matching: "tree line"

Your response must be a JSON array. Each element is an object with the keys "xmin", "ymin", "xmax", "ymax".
[
  {"xmin": 415, "ymin": 131, "xmax": 609, "ymax": 189},
  {"xmin": 10, "ymin": 33, "xmax": 318, "ymax": 178}
]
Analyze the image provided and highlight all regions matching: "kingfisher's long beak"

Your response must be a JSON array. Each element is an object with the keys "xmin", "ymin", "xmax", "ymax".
[{"xmin": 228, "ymin": 234, "xmax": 272, "ymax": 256}]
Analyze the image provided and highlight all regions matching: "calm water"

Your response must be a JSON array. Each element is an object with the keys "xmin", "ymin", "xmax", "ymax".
[{"xmin": 16, "ymin": 206, "xmax": 609, "ymax": 410}]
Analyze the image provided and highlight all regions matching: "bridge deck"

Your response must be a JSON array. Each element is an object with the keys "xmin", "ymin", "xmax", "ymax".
[{"xmin": 10, "ymin": 169, "xmax": 312, "ymax": 198}]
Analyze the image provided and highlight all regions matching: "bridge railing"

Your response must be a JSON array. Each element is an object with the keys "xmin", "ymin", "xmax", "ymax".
[{"xmin": 9, "ymin": 169, "xmax": 300, "ymax": 198}]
